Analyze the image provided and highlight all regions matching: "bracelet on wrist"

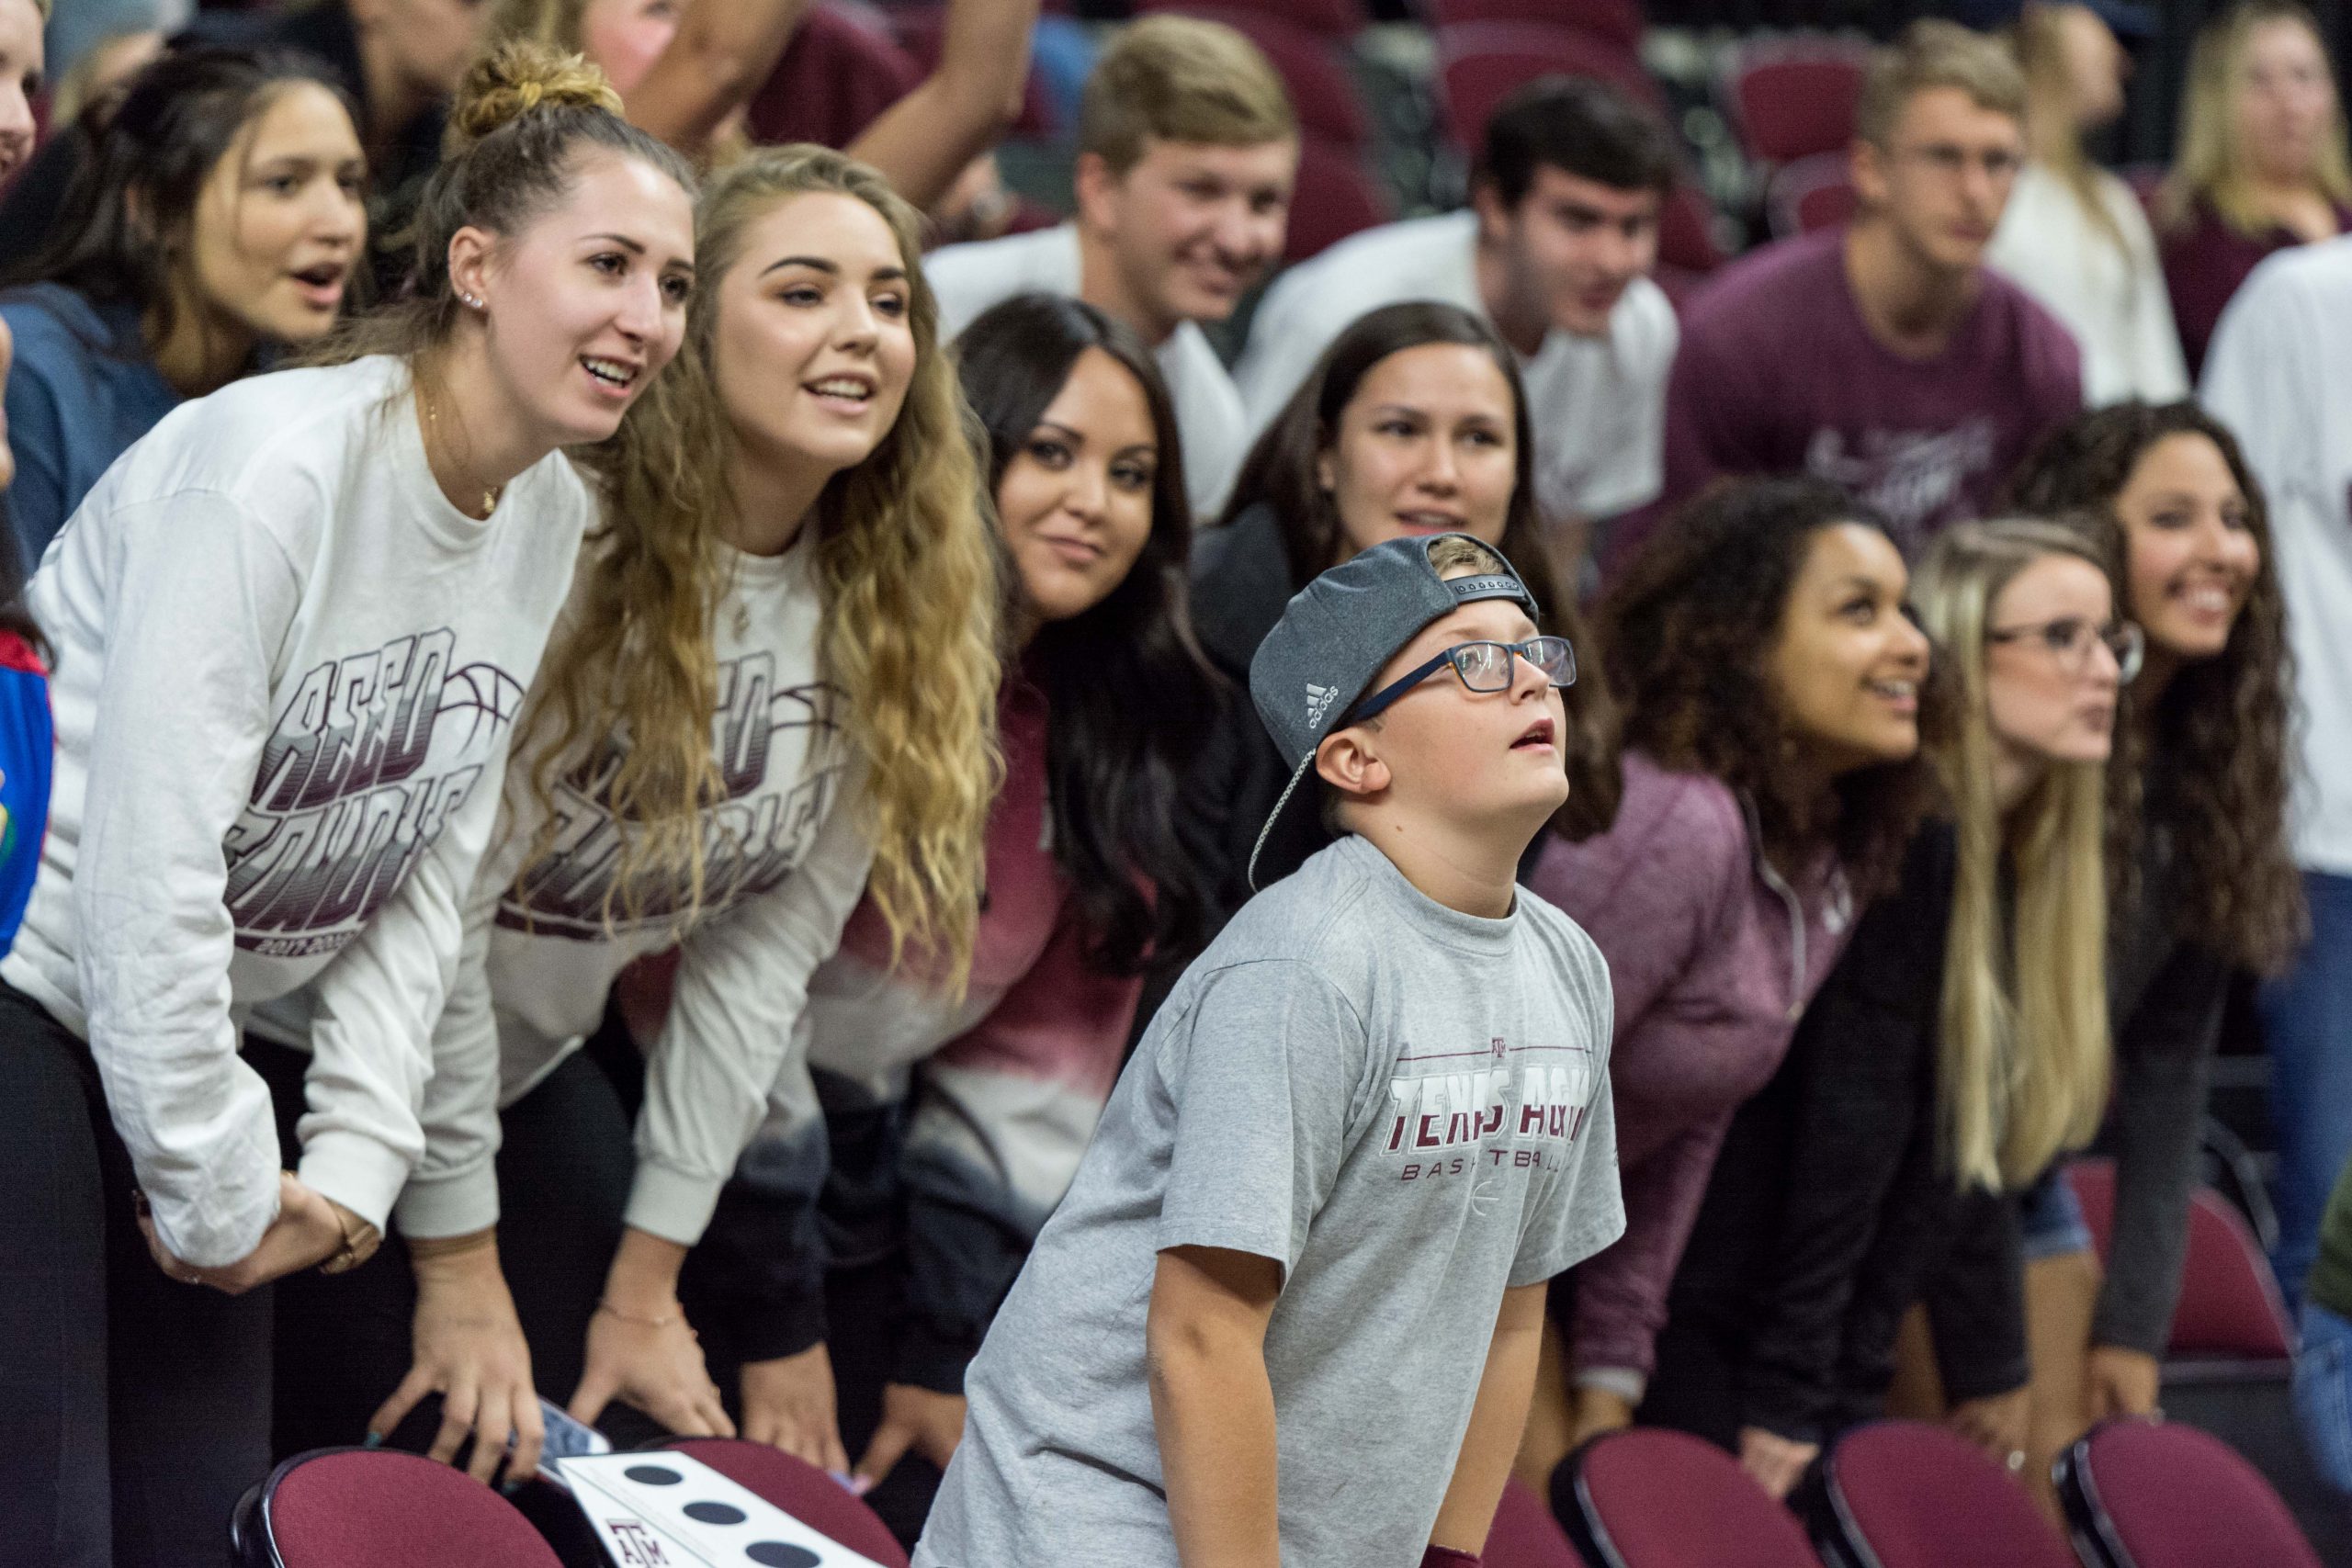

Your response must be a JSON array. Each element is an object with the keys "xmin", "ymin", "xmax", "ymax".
[
  {"xmin": 597, "ymin": 1297, "xmax": 692, "ymax": 1335},
  {"xmin": 318, "ymin": 1201, "xmax": 384, "ymax": 1277}
]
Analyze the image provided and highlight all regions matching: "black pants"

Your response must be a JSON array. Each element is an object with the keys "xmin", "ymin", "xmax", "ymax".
[
  {"xmin": 0, "ymin": 981, "xmax": 275, "ymax": 1568},
  {"xmin": 267, "ymin": 1042, "xmax": 661, "ymax": 1460}
]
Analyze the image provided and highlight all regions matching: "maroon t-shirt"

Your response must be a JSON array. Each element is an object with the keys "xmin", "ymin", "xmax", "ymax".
[
  {"xmin": 2160, "ymin": 197, "xmax": 2352, "ymax": 379},
  {"xmin": 1636, "ymin": 227, "xmax": 2082, "ymax": 561}
]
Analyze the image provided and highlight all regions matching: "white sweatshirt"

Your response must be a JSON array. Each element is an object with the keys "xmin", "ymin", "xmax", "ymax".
[
  {"xmin": 1, "ymin": 356, "xmax": 592, "ymax": 1267},
  {"xmin": 1986, "ymin": 163, "xmax": 2189, "ymax": 407},
  {"xmin": 405, "ymin": 534, "xmax": 872, "ymax": 1244},
  {"xmin": 2199, "ymin": 236, "xmax": 2352, "ymax": 875}
]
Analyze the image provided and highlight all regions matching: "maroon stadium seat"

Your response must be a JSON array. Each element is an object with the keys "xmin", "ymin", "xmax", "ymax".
[
  {"xmin": 660, "ymin": 1438, "xmax": 910, "ymax": 1567},
  {"xmin": 1658, "ymin": 182, "xmax": 1727, "ymax": 276},
  {"xmin": 1720, "ymin": 39, "xmax": 1871, "ymax": 165},
  {"xmin": 2056, "ymin": 1417, "xmax": 2323, "ymax": 1568},
  {"xmin": 1146, "ymin": 6, "xmax": 1373, "ymax": 148},
  {"xmin": 1143, "ymin": 0, "xmax": 1368, "ymax": 39},
  {"xmin": 1561, "ymin": 1427, "xmax": 1824, "ymax": 1567},
  {"xmin": 1765, "ymin": 151, "xmax": 1857, "ymax": 239},
  {"xmin": 1485, "ymin": 1475, "xmax": 1589, "ymax": 1567},
  {"xmin": 2065, "ymin": 1159, "xmax": 2295, "ymax": 1362},
  {"xmin": 1436, "ymin": 21, "xmax": 1665, "ymax": 151},
  {"xmin": 1819, "ymin": 1421, "xmax": 2075, "ymax": 1568},
  {"xmin": 745, "ymin": 4, "xmax": 923, "ymax": 152},
  {"xmin": 1422, "ymin": 0, "xmax": 1644, "ymax": 53},
  {"xmin": 1284, "ymin": 139, "xmax": 1395, "ymax": 262},
  {"xmin": 229, "ymin": 1449, "xmax": 562, "ymax": 1568}
]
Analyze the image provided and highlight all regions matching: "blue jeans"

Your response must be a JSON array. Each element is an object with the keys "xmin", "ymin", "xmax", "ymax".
[
  {"xmin": 2261, "ymin": 871, "xmax": 2352, "ymax": 1304},
  {"xmin": 2295, "ymin": 1302, "xmax": 2352, "ymax": 1500},
  {"xmin": 2021, "ymin": 1168, "xmax": 2095, "ymax": 1260}
]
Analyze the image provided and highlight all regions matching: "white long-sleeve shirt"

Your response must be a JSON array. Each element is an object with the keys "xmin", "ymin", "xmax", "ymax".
[
  {"xmin": 2200, "ymin": 236, "xmax": 2352, "ymax": 875},
  {"xmin": 1986, "ymin": 163, "xmax": 2189, "ymax": 408},
  {"xmin": 1, "ymin": 355, "xmax": 592, "ymax": 1266},
  {"xmin": 404, "ymin": 534, "xmax": 873, "ymax": 1244}
]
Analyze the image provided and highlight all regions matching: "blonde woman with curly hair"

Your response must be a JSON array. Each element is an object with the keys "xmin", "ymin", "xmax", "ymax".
[{"xmin": 280, "ymin": 143, "xmax": 1000, "ymax": 1483}]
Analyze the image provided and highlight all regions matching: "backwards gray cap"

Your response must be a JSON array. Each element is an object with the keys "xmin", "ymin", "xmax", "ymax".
[{"xmin": 1244, "ymin": 533, "xmax": 1537, "ymax": 889}]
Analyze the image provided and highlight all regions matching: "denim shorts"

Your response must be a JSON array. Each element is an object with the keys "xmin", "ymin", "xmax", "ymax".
[
  {"xmin": 2294, "ymin": 1301, "xmax": 2352, "ymax": 1499},
  {"xmin": 2021, "ymin": 1168, "xmax": 2096, "ymax": 1261}
]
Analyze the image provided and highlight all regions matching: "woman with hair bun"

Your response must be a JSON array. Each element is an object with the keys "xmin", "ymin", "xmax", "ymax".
[
  {"xmin": 283, "ymin": 143, "xmax": 1001, "ymax": 1483},
  {"xmin": 0, "ymin": 41, "xmax": 695, "ymax": 1566}
]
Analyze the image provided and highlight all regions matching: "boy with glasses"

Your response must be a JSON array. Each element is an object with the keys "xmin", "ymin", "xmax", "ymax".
[
  {"xmin": 1615, "ymin": 20, "xmax": 2082, "ymax": 569},
  {"xmin": 913, "ymin": 534, "xmax": 1622, "ymax": 1568}
]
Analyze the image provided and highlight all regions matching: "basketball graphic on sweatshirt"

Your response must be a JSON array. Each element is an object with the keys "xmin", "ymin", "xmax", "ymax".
[
  {"xmin": 222, "ymin": 626, "xmax": 525, "ymax": 959},
  {"xmin": 495, "ymin": 649, "xmax": 846, "ymax": 940}
]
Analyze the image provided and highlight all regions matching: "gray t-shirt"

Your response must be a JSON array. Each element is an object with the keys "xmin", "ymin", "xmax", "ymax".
[{"xmin": 913, "ymin": 833, "xmax": 1623, "ymax": 1568}]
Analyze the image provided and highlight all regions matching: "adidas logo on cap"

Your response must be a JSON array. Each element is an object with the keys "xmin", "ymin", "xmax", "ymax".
[{"xmin": 1305, "ymin": 682, "xmax": 1339, "ymax": 727}]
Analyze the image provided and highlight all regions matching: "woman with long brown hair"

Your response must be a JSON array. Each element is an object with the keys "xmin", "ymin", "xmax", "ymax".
[
  {"xmin": 1514, "ymin": 478, "xmax": 1939, "ymax": 1490},
  {"xmin": 282, "ymin": 142, "xmax": 1001, "ymax": 1482},
  {"xmin": 1999, "ymin": 400, "xmax": 2301, "ymax": 1492},
  {"xmin": 1192, "ymin": 300, "xmax": 1614, "ymax": 929},
  {"xmin": 1648, "ymin": 518, "xmax": 2131, "ymax": 1503}
]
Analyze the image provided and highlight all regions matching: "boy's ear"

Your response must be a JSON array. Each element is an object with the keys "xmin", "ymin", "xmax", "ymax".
[{"xmin": 1314, "ymin": 725, "xmax": 1389, "ymax": 802}]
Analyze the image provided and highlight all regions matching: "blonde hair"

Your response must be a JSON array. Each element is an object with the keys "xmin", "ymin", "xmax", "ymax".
[
  {"xmin": 690, "ymin": 145, "xmax": 998, "ymax": 982},
  {"xmin": 1914, "ymin": 519, "xmax": 2112, "ymax": 1192},
  {"xmin": 1857, "ymin": 18, "xmax": 2028, "ymax": 148},
  {"xmin": 1078, "ymin": 16, "xmax": 1297, "ymax": 175},
  {"xmin": 484, "ymin": 0, "xmax": 592, "ymax": 55},
  {"xmin": 2012, "ymin": 6, "xmax": 2130, "ymax": 259},
  {"xmin": 2162, "ymin": 0, "xmax": 2352, "ymax": 235}
]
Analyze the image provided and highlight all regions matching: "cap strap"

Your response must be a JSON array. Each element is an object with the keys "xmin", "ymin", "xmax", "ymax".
[{"xmin": 1246, "ymin": 750, "xmax": 1323, "ymax": 893}]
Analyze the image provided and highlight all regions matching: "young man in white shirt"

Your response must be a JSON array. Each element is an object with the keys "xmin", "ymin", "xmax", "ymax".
[
  {"xmin": 2200, "ymin": 236, "xmax": 2352, "ymax": 1311},
  {"xmin": 1236, "ymin": 77, "xmax": 1679, "ymax": 573},
  {"xmin": 925, "ymin": 15, "xmax": 1296, "ymax": 519}
]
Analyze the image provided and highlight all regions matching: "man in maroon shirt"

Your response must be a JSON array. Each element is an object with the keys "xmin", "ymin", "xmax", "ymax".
[{"xmin": 1618, "ymin": 20, "xmax": 2081, "ymax": 567}]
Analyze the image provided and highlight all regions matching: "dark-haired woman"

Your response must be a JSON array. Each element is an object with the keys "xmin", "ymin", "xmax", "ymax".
[
  {"xmin": 685, "ymin": 291, "xmax": 1219, "ymax": 1532},
  {"xmin": 0, "ymin": 46, "xmax": 367, "ymax": 570},
  {"xmin": 0, "ymin": 46, "xmax": 694, "ymax": 1566},
  {"xmin": 1649, "ymin": 518, "xmax": 2132, "ymax": 1503},
  {"xmin": 1192, "ymin": 299, "xmax": 1613, "ymax": 926},
  {"xmin": 1998, "ymin": 400, "xmax": 2302, "ymax": 1486},
  {"xmin": 1512, "ymin": 478, "xmax": 1938, "ymax": 1490}
]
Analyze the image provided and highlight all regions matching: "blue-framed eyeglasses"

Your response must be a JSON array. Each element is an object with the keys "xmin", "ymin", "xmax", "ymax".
[{"xmin": 1348, "ymin": 637, "xmax": 1577, "ymax": 725}]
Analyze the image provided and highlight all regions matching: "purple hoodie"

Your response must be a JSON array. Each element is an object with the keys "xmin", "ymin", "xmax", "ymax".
[{"xmin": 1528, "ymin": 750, "xmax": 1855, "ymax": 1389}]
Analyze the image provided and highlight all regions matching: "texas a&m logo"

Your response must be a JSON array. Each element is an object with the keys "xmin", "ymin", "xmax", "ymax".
[{"xmin": 1381, "ymin": 1036, "xmax": 1597, "ymax": 1183}]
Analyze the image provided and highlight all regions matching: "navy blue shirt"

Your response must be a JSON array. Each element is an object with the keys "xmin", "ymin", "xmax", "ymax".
[{"xmin": 1, "ymin": 284, "xmax": 182, "ymax": 574}]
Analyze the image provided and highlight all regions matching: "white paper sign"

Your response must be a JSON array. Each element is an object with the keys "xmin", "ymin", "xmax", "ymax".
[{"xmin": 555, "ymin": 1450, "xmax": 888, "ymax": 1568}]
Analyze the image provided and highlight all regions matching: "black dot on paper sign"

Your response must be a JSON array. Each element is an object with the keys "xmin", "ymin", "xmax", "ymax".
[
  {"xmin": 745, "ymin": 1545, "xmax": 821, "ymax": 1566},
  {"xmin": 685, "ymin": 1501, "xmax": 747, "ymax": 1525},
  {"xmin": 624, "ymin": 1465, "xmax": 683, "ymax": 1485}
]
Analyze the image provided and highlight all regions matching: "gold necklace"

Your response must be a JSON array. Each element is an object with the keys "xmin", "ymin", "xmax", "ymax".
[{"xmin": 419, "ymin": 386, "xmax": 504, "ymax": 518}]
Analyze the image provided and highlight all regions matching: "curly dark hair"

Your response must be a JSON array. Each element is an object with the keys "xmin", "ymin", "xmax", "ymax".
[
  {"xmin": 2004, "ymin": 401, "xmax": 2304, "ymax": 974},
  {"xmin": 1598, "ymin": 476, "xmax": 1948, "ymax": 898}
]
